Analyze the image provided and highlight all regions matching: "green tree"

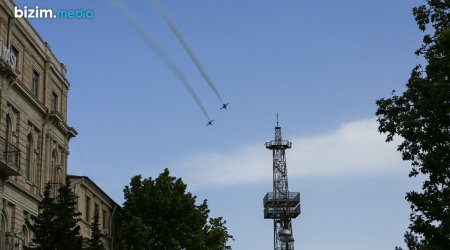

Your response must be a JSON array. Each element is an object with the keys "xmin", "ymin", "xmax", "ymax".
[
  {"xmin": 204, "ymin": 217, "xmax": 233, "ymax": 250},
  {"xmin": 119, "ymin": 216, "xmax": 150, "ymax": 250},
  {"xmin": 86, "ymin": 208, "xmax": 105, "ymax": 250},
  {"xmin": 55, "ymin": 182, "xmax": 83, "ymax": 250},
  {"xmin": 120, "ymin": 168, "xmax": 233, "ymax": 249},
  {"xmin": 375, "ymin": 0, "xmax": 450, "ymax": 248},
  {"xmin": 26, "ymin": 183, "xmax": 57, "ymax": 250},
  {"xmin": 396, "ymin": 231, "xmax": 425, "ymax": 250},
  {"xmin": 27, "ymin": 182, "xmax": 83, "ymax": 250}
]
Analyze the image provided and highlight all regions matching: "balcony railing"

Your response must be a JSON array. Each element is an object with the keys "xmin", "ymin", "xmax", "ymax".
[
  {"xmin": 265, "ymin": 140, "xmax": 292, "ymax": 149},
  {"xmin": 0, "ymin": 136, "xmax": 21, "ymax": 176},
  {"xmin": 263, "ymin": 192, "xmax": 300, "ymax": 207},
  {"xmin": 263, "ymin": 192, "xmax": 301, "ymax": 219},
  {"xmin": 263, "ymin": 204, "xmax": 301, "ymax": 219}
]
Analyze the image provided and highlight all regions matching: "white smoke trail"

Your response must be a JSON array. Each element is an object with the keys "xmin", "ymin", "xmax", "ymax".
[
  {"xmin": 147, "ymin": 0, "xmax": 225, "ymax": 104},
  {"xmin": 111, "ymin": 0, "xmax": 211, "ymax": 121}
]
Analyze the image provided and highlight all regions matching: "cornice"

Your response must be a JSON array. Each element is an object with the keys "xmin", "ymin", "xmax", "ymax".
[
  {"xmin": 6, "ymin": 84, "xmax": 77, "ymax": 140},
  {"xmin": 5, "ymin": 180, "xmax": 41, "ymax": 204},
  {"xmin": 12, "ymin": 80, "xmax": 47, "ymax": 114},
  {"xmin": 49, "ymin": 111, "xmax": 77, "ymax": 139},
  {"xmin": 67, "ymin": 175, "xmax": 122, "ymax": 210}
]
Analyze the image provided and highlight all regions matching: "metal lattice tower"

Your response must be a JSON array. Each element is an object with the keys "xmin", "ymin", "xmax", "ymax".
[{"xmin": 263, "ymin": 116, "xmax": 301, "ymax": 250}]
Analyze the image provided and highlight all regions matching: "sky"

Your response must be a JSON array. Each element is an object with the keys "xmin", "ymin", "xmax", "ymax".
[{"xmin": 13, "ymin": 0, "xmax": 426, "ymax": 249}]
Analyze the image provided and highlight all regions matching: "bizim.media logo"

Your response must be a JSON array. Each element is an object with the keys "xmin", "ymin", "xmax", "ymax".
[{"xmin": 14, "ymin": 6, "xmax": 95, "ymax": 19}]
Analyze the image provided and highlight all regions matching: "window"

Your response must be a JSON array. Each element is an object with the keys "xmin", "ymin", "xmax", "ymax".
[
  {"xmin": 22, "ymin": 225, "xmax": 29, "ymax": 247},
  {"xmin": 32, "ymin": 70, "xmax": 39, "ymax": 98},
  {"xmin": 5, "ymin": 115, "xmax": 11, "ymax": 160},
  {"xmin": 85, "ymin": 196, "xmax": 91, "ymax": 222},
  {"xmin": 94, "ymin": 203, "xmax": 99, "ymax": 223},
  {"xmin": 51, "ymin": 150, "xmax": 57, "ymax": 183},
  {"xmin": 26, "ymin": 134, "xmax": 33, "ymax": 180},
  {"xmin": 51, "ymin": 92, "xmax": 58, "ymax": 112},
  {"xmin": 5, "ymin": 115, "xmax": 11, "ymax": 146},
  {"xmin": 0, "ymin": 214, "xmax": 6, "ymax": 250},
  {"xmin": 11, "ymin": 46, "xmax": 18, "ymax": 70},
  {"xmin": 103, "ymin": 210, "xmax": 107, "ymax": 230}
]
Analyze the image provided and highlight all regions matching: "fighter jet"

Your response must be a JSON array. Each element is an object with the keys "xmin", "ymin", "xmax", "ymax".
[
  {"xmin": 221, "ymin": 103, "xmax": 230, "ymax": 110},
  {"xmin": 206, "ymin": 120, "xmax": 215, "ymax": 126}
]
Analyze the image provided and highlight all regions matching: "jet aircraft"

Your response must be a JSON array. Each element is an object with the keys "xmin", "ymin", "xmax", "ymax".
[{"xmin": 221, "ymin": 103, "xmax": 230, "ymax": 110}]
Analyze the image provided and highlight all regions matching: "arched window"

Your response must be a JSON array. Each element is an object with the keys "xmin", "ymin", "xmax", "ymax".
[
  {"xmin": 22, "ymin": 225, "xmax": 29, "ymax": 248},
  {"xmin": 25, "ymin": 134, "xmax": 33, "ymax": 180},
  {"xmin": 0, "ymin": 213, "xmax": 6, "ymax": 250}
]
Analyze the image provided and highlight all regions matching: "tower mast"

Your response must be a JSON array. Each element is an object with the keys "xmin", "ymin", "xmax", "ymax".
[{"xmin": 263, "ymin": 117, "xmax": 301, "ymax": 250}]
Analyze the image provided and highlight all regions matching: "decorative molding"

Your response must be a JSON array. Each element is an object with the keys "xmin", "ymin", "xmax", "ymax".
[
  {"xmin": 0, "ymin": 60, "xmax": 18, "ymax": 83},
  {"xmin": 3, "ymin": 182, "xmax": 40, "ymax": 212},
  {"xmin": 12, "ymin": 82, "xmax": 47, "ymax": 115},
  {"xmin": 48, "ymin": 111, "xmax": 77, "ymax": 139}
]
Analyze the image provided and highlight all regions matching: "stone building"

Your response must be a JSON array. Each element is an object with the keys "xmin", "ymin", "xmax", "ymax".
[
  {"xmin": 0, "ymin": 0, "xmax": 77, "ymax": 248},
  {"xmin": 68, "ymin": 175, "xmax": 121, "ymax": 250}
]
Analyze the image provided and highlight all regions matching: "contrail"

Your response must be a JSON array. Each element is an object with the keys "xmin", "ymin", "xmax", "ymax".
[
  {"xmin": 147, "ymin": 0, "xmax": 225, "ymax": 104},
  {"xmin": 111, "ymin": 0, "xmax": 211, "ymax": 121}
]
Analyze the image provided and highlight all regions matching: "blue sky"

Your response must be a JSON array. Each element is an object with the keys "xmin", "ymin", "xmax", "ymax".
[{"xmin": 15, "ymin": 0, "xmax": 425, "ymax": 249}]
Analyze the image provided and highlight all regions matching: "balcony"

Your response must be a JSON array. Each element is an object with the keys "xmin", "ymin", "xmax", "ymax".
[
  {"xmin": 263, "ymin": 192, "xmax": 300, "ymax": 207},
  {"xmin": 263, "ymin": 204, "xmax": 301, "ymax": 219},
  {"xmin": 263, "ymin": 192, "xmax": 301, "ymax": 219},
  {"xmin": 265, "ymin": 140, "xmax": 292, "ymax": 149},
  {"xmin": 0, "ymin": 136, "xmax": 21, "ymax": 176}
]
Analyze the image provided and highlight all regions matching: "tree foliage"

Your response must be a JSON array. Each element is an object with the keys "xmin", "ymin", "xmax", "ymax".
[
  {"xmin": 27, "ymin": 182, "xmax": 83, "ymax": 250},
  {"xmin": 120, "ymin": 168, "xmax": 233, "ymax": 249},
  {"xmin": 119, "ymin": 216, "xmax": 150, "ymax": 250},
  {"xmin": 86, "ymin": 208, "xmax": 105, "ymax": 250},
  {"xmin": 25, "ymin": 183, "xmax": 56, "ymax": 249},
  {"xmin": 375, "ymin": 0, "xmax": 450, "ymax": 248}
]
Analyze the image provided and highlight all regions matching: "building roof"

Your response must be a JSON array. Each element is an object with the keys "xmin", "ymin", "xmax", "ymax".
[{"xmin": 67, "ymin": 174, "xmax": 122, "ymax": 210}]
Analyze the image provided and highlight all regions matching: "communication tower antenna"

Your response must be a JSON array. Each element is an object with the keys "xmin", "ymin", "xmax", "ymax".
[{"xmin": 263, "ymin": 115, "xmax": 301, "ymax": 250}]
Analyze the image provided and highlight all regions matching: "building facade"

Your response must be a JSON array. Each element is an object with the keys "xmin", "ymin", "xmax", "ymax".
[
  {"xmin": 68, "ymin": 175, "xmax": 121, "ymax": 250},
  {"xmin": 0, "ymin": 0, "xmax": 77, "ymax": 249}
]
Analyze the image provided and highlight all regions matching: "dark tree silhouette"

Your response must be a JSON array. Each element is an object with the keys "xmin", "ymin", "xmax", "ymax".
[
  {"xmin": 376, "ymin": 0, "xmax": 450, "ymax": 248},
  {"xmin": 27, "ymin": 182, "xmax": 83, "ymax": 250},
  {"xmin": 25, "ymin": 183, "xmax": 57, "ymax": 250},
  {"xmin": 86, "ymin": 208, "xmax": 105, "ymax": 250}
]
